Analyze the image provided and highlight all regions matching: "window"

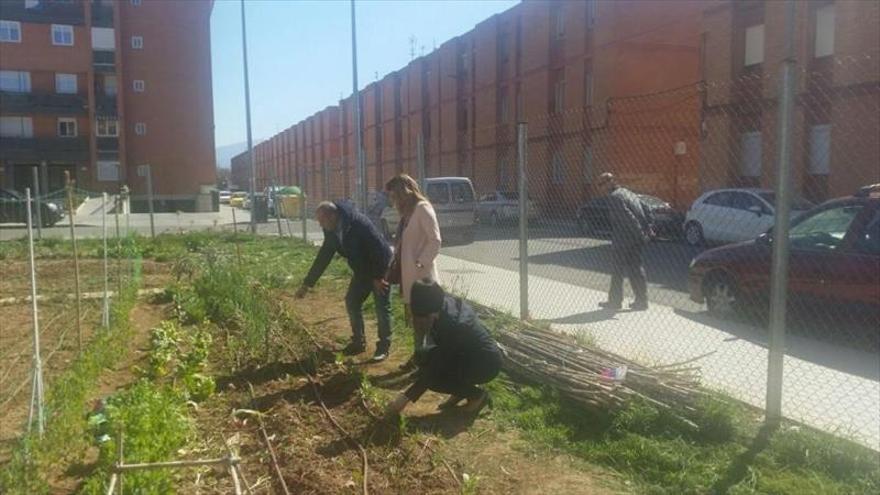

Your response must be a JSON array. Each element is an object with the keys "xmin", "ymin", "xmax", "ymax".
[
  {"xmin": 135, "ymin": 122, "xmax": 147, "ymax": 135},
  {"xmin": 25, "ymin": 0, "xmax": 39, "ymax": 8},
  {"xmin": 499, "ymin": 91, "xmax": 509, "ymax": 123},
  {"xmin": 584, "ymin": 69, "xmax": 593, "ymax": 106},
  {"xmin": 789, "ymin": 205, "xmax": 863, "ymax": 251},
  {"xmin": 809, "ymin": 124, "xmax": 831, "ymax": 175},
  {"xmin": 0, "ymin": 20, "xmax": 22, "ymax": 43},
  {"xmin": 704, "ymin": 192, "xmax": 734, "ymax": 207},
  {"xmin": 52, "ymin": 24, "xmax": 74, "ymax": 46},
  {"xmin": 732, "ymin": 192, "xmax": 768, "ymax": 213},
  {"xmin": 96, "ymin": 118, "xmax": 119, "ymax": 137},
  {"xmin": 586, "ymin": 0, "xmax": 597, "ymax": 27},
  {"xmin": 815, "ymin": 4, "xmax": 835, "ymax": 58},
  {"xmin": 97, "ymin": 161, "xmax": 120, "ymax": 182},
  {"xmin": 553, "ymin": 75, "xmax": 565, "ymax": 114},
  {"xmin": 55, "ymin": 73, "xmax": 77, "ymax": 94},
  {"xmin": 91, "ymin": 27, "xmax": 115, "ymax": 50},
  {"xmin": 0, "ymin": 116, "xmax": 33, "ymax": 137},
  {"xmin": 0, "ymin": 70, "xmax": 31, "ymax": 92},
  {"xmin": 57, "ymin": 118, "xmax": 77, "ymax": 137},
  {"xmin": 553, "ymin": 5, "xmax": 565, "ymax": 40},
  {"xmin": 552, "ymin": 150, "xmax": 565, "ymax": 185},
  {"xmin": 744, "ymin": 24, "xmax": 764, "ymax": 66},
  {"xmin": 426, "ymin": 183, "xmax": 449, "ymax": 204},
  {"xmin": 133, "ymin": 79, "xmax": 145, "ymax": 92},
  {"xmin": 450, "ymin": 182, "xmax": 474, "ymax": 203},
  {"xmin": 104, "ymin": 75, "xmax": 117, "ymax": 96},
  {"xmin": 516, "ymin": 84, "xmax": 524, "ymax": 120},
  {"xmin": 740, "ymin": 131, "xmax": 762, "ymax": 177},
  {"xmin": 131, "ymin": 0, "xmax": 142, "ymax": 5},
  {"xmin": 855, "ymin": 211, "xmax": 880, "ymax": 256},
  {"xmin": 131, "ymin": 36, "xmax": 143, "ymax": 49}
]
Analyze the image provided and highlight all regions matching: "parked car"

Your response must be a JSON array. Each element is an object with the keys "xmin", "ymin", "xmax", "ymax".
[
  {"xmin": 688, "ymin": 185, "xmax": 880, "ymax": 321},
  {"xmin": 219, "ymin": 190, "xmax": 232, "ymax": 204},
  {"xmin": 683, "ymin": 188, "xmax": 813, "ymax": 246},
  {"xmin": 575, "ymin": 193, "xmax": 683, "ymax": 239},
  {"xmin": 476, "ymin": 190, "xmax": 539, "ymax": 226},
  {"xmin": 379, "ymin": 177, "xmax": 477, "ymax": 244},
  {"xmin": 0, "ymin": 188, "xmax": 63, "ymax": 227},
  {"xmin": 229, "ymin": 191, "xmax": 248, "ymax": 208}
]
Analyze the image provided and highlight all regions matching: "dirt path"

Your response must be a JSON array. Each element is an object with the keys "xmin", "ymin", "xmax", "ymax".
[{"xmin": 185, "ymin": 286, "xmax": 627, "ymax": 494}]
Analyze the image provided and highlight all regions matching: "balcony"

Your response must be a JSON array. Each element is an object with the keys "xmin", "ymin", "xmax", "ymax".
[
  {"xmin": 93, "ymin": 51, "xmax": 116, "ymax": 72},
  {"xmin": 96, "ymin": 137, "xmax": 119, "ymax": 151},
  {"xmin": 0, "ymin": 0, "xmax": 85, "ymax": 25},
  {"xmin": 0, "ymin": 137, "xmax": 89, "ymax": 163},
  {"xmin": 95, "ymin": 95, "xmax": 117, "ymax": 116},
  {"xmin": 0, "ymin": 92, "xmax": 87, "ymax": 116},
  {"xmin": 91, "ymin": 2, "xmax": 114, "ymax": 28}
]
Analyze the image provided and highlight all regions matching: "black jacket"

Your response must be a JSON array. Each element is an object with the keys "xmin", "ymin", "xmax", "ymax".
[
  {"xmin": 608, "ymin": 186, "xmax": 653, "ymax": 247},
  {"xmin": 303, "ymin": 201, "xmax": 393, "ymax": 286},
  {"xmin": 420, "ymin": 295, "xmax": 502, "ymax": 368}
]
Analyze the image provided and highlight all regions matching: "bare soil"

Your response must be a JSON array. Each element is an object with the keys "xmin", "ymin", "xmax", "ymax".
[{"xmin": 182, "ymin": 286, "xmax": 627, "ymax": 494}]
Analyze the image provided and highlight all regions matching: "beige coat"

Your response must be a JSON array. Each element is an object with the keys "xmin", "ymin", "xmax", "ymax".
[{"xmin": 398, "ymin": 200, "xmax": 441, "ymax": 303}]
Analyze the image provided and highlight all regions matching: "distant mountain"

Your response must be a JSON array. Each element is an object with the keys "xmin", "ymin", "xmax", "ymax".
[{"xmin": 215, "ymin": 140, "xmax": 263, "ymax": 169}]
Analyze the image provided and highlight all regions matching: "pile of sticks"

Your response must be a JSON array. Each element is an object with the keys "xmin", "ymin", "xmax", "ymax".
[{"xmin": 496, "ymin": 326, "xmax": 706, "ymax": 419}]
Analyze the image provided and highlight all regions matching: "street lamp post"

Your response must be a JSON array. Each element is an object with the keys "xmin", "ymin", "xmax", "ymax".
[
  {"xmin": 241, "ymin": 0, "xmax": 257, "ymax": 233},
  {"xmin": 350, "ymin": 0, "xmax": 365, "ymax": 211}
]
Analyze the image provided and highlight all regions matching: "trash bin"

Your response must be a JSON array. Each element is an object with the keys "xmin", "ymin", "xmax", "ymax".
[{"xmin": 252, "ymin": 194, "xmax": 269, "ymax": 223}]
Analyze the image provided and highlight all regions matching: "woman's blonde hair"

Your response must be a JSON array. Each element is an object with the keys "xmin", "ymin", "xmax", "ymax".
[{"xmin": 385, "ymin": 174, "xmax": 428, "ymax": 211}]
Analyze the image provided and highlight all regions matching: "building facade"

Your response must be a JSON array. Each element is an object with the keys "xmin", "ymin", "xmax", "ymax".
[
  {"xmin": 0, "ymin": 0, "xmax": 217, "ymax": 212},
  {"xmin": 231, "ymin": 0, "xmax": 877, "ymax": 214}
]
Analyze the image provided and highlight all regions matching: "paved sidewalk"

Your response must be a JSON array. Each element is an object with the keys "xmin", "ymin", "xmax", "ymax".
[{"xmin": 436, "ymin": 254, "xmax": 880, "ymax": 451}]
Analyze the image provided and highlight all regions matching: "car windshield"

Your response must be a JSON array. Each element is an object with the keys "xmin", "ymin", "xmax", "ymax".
[
  {"xmin": 789, "ymin": 204, "xmax": 863, "ymax": 251},
  {"xmin": 638, "ymin": 195, "xmax": 665, "ymax": 207},
  {"xmin": 757, "ymin": 192, "xmax": 814, "ymax": 210},
  {"xmin": 1, "ymin": 189, "xmax": 22, "ymax": 200}
]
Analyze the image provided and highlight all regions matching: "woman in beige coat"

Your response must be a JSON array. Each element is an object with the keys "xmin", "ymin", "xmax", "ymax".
[{"xmin": 385, "ymin": 174, "xmax": 441, "ymax": 368}]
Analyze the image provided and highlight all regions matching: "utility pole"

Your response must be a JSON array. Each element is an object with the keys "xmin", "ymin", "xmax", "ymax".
[
  {"xmin": 350, "ymin": 0, "xmax": 365, "ymax": 211},
  {"xmin": 241, "ymin": 0, "xmax": 256, "ymax": 234}
]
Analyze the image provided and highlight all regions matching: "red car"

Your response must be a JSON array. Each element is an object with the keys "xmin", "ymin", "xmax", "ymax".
[{"xmin": 688, "ymin": 185, "xmax": 880, "ymax": 324}]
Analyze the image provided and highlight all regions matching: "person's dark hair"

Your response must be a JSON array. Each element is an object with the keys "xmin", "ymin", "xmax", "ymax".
[{"xmin": 410, "ymin": 278, "xmax": 445, "ymax": 316}]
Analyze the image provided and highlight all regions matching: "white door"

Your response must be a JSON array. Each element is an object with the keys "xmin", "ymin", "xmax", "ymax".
[
  {"xmin": 698, "ymin": 191, "xmax": 737, "ymax": 243},
  {"xmin": 731, "ymin": 192, "xmax": 774, "ymax": 241}
]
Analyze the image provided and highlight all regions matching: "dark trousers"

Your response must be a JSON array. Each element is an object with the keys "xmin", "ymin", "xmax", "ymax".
[
  {"xmin": 608, "ymin": 243, "xmax": 647, "ymax": 304},
  {"xmin": 345, "ymin": 276, "xmax": 392, "ymax": 350},
  {"xmin": 404, "ymin": 350, "xmax": 502, "ymax": 402}
]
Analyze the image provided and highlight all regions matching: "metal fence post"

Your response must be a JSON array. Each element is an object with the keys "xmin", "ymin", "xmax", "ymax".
[
  {"xmin": 766, "ymin": 0, "xmax": 798, "ymax": 426},
  {"xmin": 417, "ymin": 134, "xmax": 426, "ymax": 191},
  {"xmin": 102, "ymin": 193, "xmax": 110, "ymax": 328},
  {"xmin": 65, "ymin": 172, "xmax": 83, "ymax": 353},
  {"xmin": 271, "ymin": 177, "xmax": 283, "ymax": 237},
  {"xmin": 24, "ymin": 188, "xmax": 45, "ymax": 437},
  {"xmin": 32, "ymin": 166, "xmax": 43, "ymax": 240},
  {"xmin": 517, "ymin": 123, "xmax": 529, "ymax": 320},
  {"xmin": 299, "ymin": 167, "xmax": 307, "ymax": 241},
  {"xmin": 145, "ymin": 165, "xmax": 156, "ymax": 238}
]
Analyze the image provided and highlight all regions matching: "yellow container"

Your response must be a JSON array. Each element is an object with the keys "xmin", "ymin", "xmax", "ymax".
[{"xmin": 278, "ymin": 195, "xmax": 304, "ymax": 218}]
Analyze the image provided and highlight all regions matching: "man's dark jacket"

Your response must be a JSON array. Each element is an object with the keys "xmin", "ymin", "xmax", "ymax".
[
  {"xmin": 303, "ymin": 201, "xmax": 393, "ymax": 286},
  {"xmin": 418, "ymin": 295, "xmax": 502, "ymax": 368},
  {"xmin": 607, "ymin": 186, "xmax": 654, "ymax": 247}
]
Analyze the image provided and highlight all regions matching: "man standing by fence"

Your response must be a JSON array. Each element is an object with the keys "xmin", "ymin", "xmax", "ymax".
[
  {"xmin": 597, "ymin": 172, "xmax": 653, "ymax": 311},
  {"xmin": 296, "ymin": 201, "xmax": 393, "ymax": 361}
]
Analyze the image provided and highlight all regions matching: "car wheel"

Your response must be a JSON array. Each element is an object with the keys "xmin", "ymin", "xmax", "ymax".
[
  {"xmin": 684, "ymin": 221, "xmax": 705, "ymax": 247},
  {"xmin": 704, "ymin": 273, "xmax": 739, "ymax": 318}
]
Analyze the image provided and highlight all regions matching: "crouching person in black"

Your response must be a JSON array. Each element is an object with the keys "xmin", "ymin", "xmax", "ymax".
[{"xmin": 385, "ymin": 279, "xmax": 502, "ymax": 416}]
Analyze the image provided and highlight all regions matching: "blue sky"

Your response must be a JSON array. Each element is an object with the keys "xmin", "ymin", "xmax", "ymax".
[{"xmin": 210, "ymin": 0, "xmax": 518, "ymax": 148}]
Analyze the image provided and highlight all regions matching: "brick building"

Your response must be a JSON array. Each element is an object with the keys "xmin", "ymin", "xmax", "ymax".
[
  {"xmin": 701, "ymin": 0, "xmax": 880, "ymax": 204},
  {"xmin": 232, "ymin": 0, "xmax": 877, "ymax": 215},
  {"xmin": 0, "ymin": 0, "xmax": 217, "ymax": 212}
]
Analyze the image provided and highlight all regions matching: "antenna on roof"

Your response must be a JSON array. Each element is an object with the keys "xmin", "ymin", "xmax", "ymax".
[{"xmin": 409, "ymin": 35, "xmax": 417, "ymax": 60}]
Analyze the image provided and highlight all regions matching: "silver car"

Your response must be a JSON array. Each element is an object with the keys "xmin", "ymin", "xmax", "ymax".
[
  {"xmin": 476, "ymin": 190, "xmax": 539, "ymax": 226},
  {"xmin": 379, "ymin": 177, "xmax": 477, "ymax": 244}
]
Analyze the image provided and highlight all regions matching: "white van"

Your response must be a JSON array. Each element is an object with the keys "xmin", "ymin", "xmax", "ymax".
[{"xmin": 379, "ymin": 177, "xmax": 477, "ymax": 244}]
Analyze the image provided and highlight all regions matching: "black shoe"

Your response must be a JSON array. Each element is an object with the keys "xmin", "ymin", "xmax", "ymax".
[
  {"xmin": 461, "ymin": 390, "xmax": 490, "ymax": 413},
  {"xmin": 398, "ymin": 355, "xmax": 417, "ymax": 371},
  {"xmin": 343, "ymin": 341, "xmax": 366, "ymax": 355},
  {"xmin": 629, "ymin": 300, "xmax": 649, "ymax": 311},
  {"xmin": 599, "ymin": 301, "xmax": 622, "ymax": 310},
  {"xmin": 437, "ymin": 395, "xmax": 463, "ymax": 410},
  {"xmin": 371, "ymin": 347, "xmax": 390, "ymax": 362}
]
